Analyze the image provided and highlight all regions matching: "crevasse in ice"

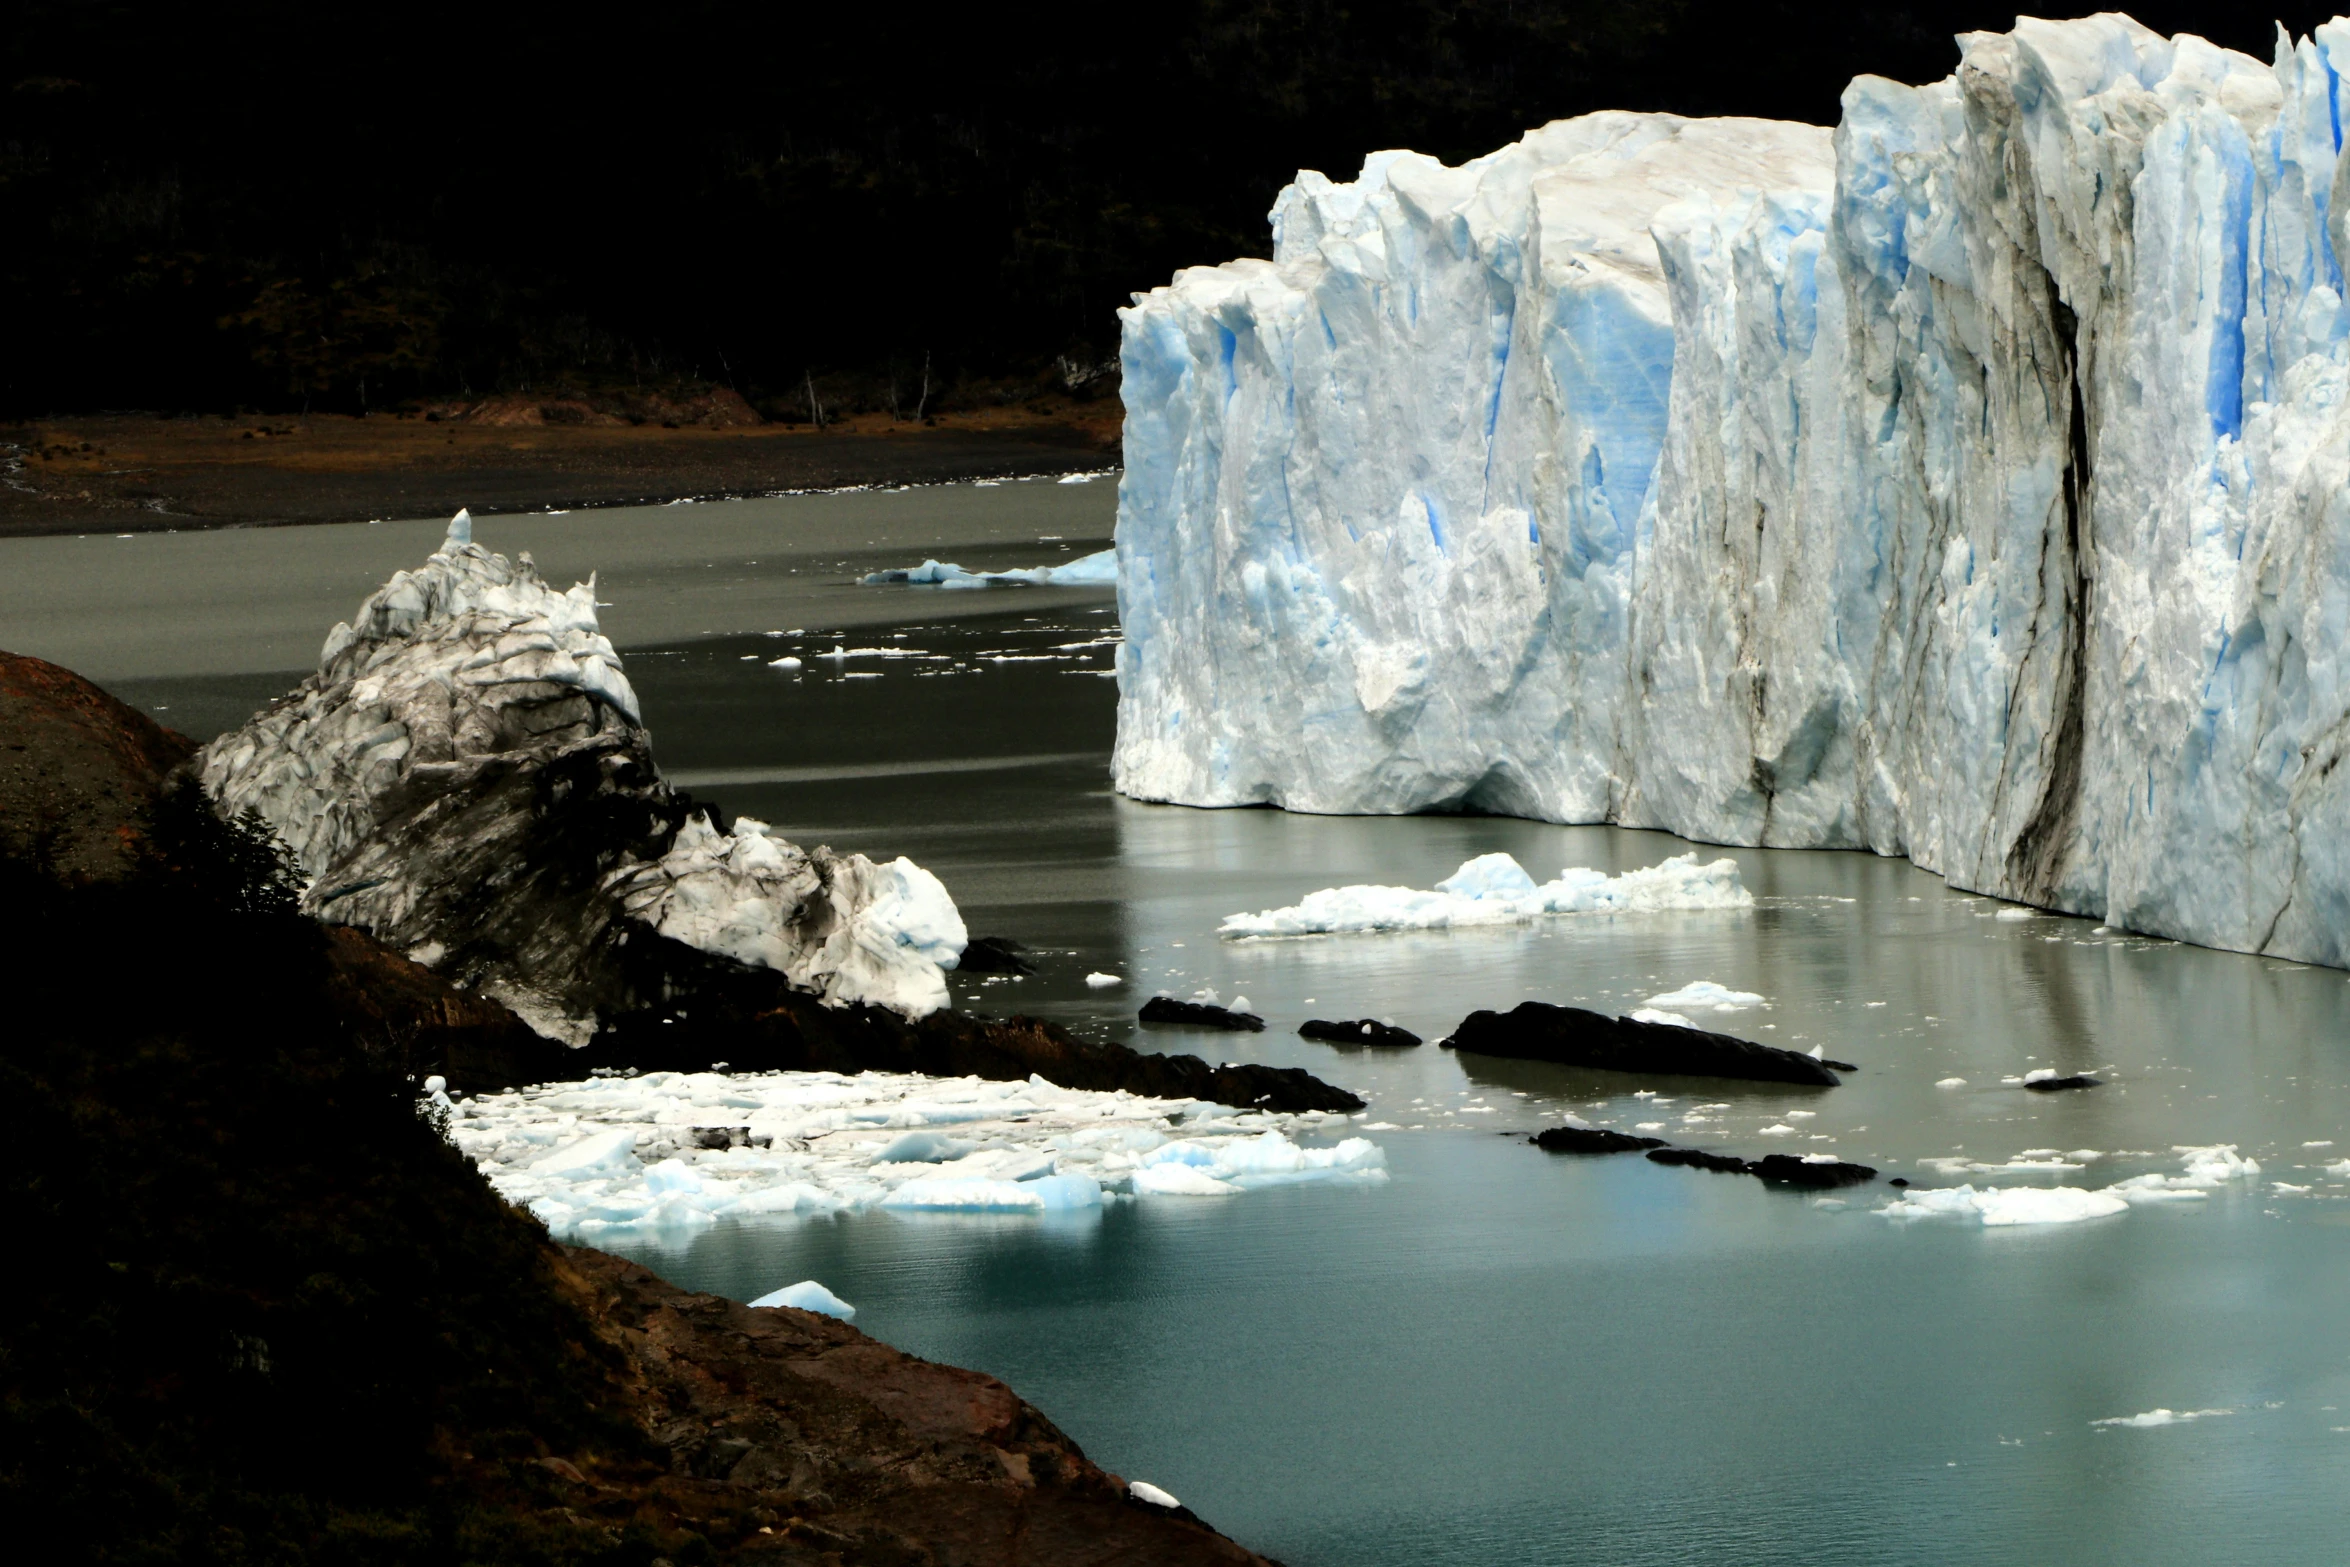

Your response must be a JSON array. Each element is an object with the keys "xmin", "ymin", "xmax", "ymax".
[{"xmin": 1115, "ymin": 14, "xmax": 2350, "ymax": 967}]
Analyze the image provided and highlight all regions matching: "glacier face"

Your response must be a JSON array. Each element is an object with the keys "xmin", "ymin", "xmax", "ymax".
[
  {"xmin": 200, "ymin": 512, "xmax": 966, "ymax": 1037},
  {"xmin": 1115, "ymin": 13, "xmax": 2350, "ymax": 968}
]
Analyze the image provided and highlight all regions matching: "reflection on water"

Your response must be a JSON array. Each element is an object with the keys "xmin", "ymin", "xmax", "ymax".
[{"xmin": 78, "ymin": 498, "xmax": 2350, "ymax": 1566}]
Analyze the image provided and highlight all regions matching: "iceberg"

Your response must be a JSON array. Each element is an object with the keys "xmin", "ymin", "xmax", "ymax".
[
  {"xmin": 1116, "ymin": 14, "xmax": 2350, "ymax": 971},
  {"xmin": 199, "ymin": 511, "xmax": 966, "ymax": 1037},
  {"xmin": 1220, "ymin": 850, "xmax": 1750, "ymax": 937}
]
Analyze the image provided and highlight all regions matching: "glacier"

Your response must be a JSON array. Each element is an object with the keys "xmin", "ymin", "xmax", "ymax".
[
  {"xmin": 200, "ymin": 511, "xmax": 966, "ymax": 1038},
  {"xmin": 1115, "ymin": 12, "xmax": 2350, "ymax": 968}
]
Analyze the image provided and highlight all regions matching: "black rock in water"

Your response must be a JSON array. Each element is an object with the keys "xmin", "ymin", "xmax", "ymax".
[
  {"xmin": 1533, "ymin": 1125, "xmax": 1668, "ymax": 1154},
  {"xmin": 1299, "ymin": 1017, "xmax": 1422, "ymax": 1047},
  {"xmin": 1750, "ymin": 1153, "xmax": 1878, "ymax": 1187},
  {"xmin": 1644, "ymin": 1146, "xmax": 1756, "ymax": 1175},
  {"xmin": 957, "ymin": 935, "xmax": 1038, "ymax": 975},
  {"xmin": 1140, "ymin": 995, "xmax": 1266, "ymax": 1032},
  {"xmin": 2023, "ymin": 1073, "xmax": 2102, "ymax": 1092},
  {"xmin": 1442, "ymin": 1000, "xmax": 1841, "ymax": 1086}
]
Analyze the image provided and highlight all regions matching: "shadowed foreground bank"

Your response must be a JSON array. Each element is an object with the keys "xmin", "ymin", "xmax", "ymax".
[{"xmin": 0, "ymin": 659, "xmax": 1271, "ymax": 1564}]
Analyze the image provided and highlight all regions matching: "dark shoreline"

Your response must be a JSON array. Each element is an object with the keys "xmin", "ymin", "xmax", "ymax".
[{"xmin": 1, "ymin": 412, "xmax": 1120, "ymax": 538}]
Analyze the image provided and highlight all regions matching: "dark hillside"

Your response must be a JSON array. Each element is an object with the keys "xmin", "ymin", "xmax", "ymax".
[{"xmin": 6, "ymin": 2, "xmax": 2332, "ymax": 418}]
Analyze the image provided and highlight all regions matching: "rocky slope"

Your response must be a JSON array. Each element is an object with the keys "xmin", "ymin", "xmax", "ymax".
[{"xmin": 0, "ymin": 650, "xmax": 1276, "ymax": 1565}]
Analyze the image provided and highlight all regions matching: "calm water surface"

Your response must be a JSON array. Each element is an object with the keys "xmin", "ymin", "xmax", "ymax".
[{"xmin": 34, "ymin": 494, "xmax": 2350, "ymax": 1566}]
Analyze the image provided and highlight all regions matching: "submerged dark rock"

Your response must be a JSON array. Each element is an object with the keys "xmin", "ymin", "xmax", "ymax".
[
  {"xmin": 1533, "ymin": 1125, "xmax": 1668, "ymax": 1154},
  {"xmin": 1531, "ymin": 1115, "xmax": 1880, "ymax": 1189},
  {"xmin": 1442, "ymin": 1000, "xmax": 1842, "ymax": 1086},
  {"xmin": 1299, "ymin": 1017, "xmax": 1422, "ymax": 1046},
  {"xmin": 567, "ymin": 933, "xmax": 1360, "ymax": 1112},
  {"xmin": 2023, "ymin": 1073, "xmax": 2102, "ymax": 1092},
  {"xmin": 1643, "ymin": 1146, "xmax": 1756, "ymax": 1175},
  {"xmin": 1750, "ymin": 1153, "xmax": 1878, "ymax": 1188},
  {"xmin": 957, "ymin": 934, "xmax": 1039, "ymax": 975},
  {"xmin": 1140, "ymin": 995, "xmax": 1267, "ymax": 1032}
]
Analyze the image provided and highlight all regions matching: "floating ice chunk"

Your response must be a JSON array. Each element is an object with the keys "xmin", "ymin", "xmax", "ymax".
[
  {"xmin": 1935, "ymin": 1077, "xmax": 1969, "ymax": 1088},
  {"xmin": 2328, "ymin": 1160, "xmax": 2350, "ymax": 1177},
  {"xmin": 769, "ymin": 656, "xmax": 804, "ymax": 669},
  {"xmin": 2092, "ymin": 1408, "xmax": 2233, "ymax": 1429},
  {"xmin": 1645, "ymin": 981, "xmax": 1764, "ymax": 1011},
  {"xmin": 1129, "ymin": 1480, "xmax": 1181, "ymax": 1508},
  {"xmin": 1222, "ymin": 852, "xmax": 1752, "ymax": 937},
  {"xmin": 532, "ymin": 1128, "xmax": 641, "ymax": 1177},
  {"xmin": 2023, "ymin": 1069, "xmax": 2057, "ymax": 1084},
  {"xmin": 1085, "ymin": 971, "xmax": 1123, "ymax": 987},
  {"xmin": 1758, "ymin": 1124, "xmax": 1797, "ymax": 1137},
  {"xmin": 872, "ymin": 1130, "xmax": 978, "ymax": 1163},
  {"xmin": 1879, "ymin": 1185, "xmax": 2129, "ymax": 1225},
  {"xmin": 423, "ymin": 1074, "xmax": 447, "ymax": 1094},
  {"xmin": 1132, "ymin": 1163, "xmax": 1242, "ymax": 1196},
  {"xmin": 750, "ymin": 1279, "xmax": 856, "ymax": 1320},
  {"xmin": 1995, "ymin": 907, "xmax": 2035, "ymax": 921},
  {"xmin": 1630, "ymin": 1008, "xmax": 1695, "ymax": 1028},
  {"xmin": 861, "ymin": 548, "xmax": 1118, "ymax": 589}
]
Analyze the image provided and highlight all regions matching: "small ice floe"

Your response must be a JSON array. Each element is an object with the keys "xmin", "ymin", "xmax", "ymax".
[
  {"xmin": 1085, "ymin": 971, "xmax": 1124, "ymax": 987},
  {"xmin": 1630, "ymin": 1007, "xmax": 1695, "ymax": 1028},
  {"xmin": 1758, "ymin": 1124, "xmax": 1797, "ymax": 1137},
  {"xmin": 1129, "ymin": 1480, "xmax": 1181, "ymax": 1507},
  {"xmin": 1057, "ymin": 471, "xmax": 1105, "ymax": 485},
  {"xmin": 2105, "ymin": 1145, "xmax": 2263, "ymax": 1203},
  {"xmin": 1880, "ymin": 1185, "xmax": 2129, "ymax": 1225},
  {"xmin": 2304, "ymin": 1140, "xmax": 2335, "ymax": 1148},
  {"xmin": 2273, "ymin": 1182, "xmax": 2312, "ymax": 1195},
  {"xmin": 1994, "ymin": 906, "xmax": 2036, "ymax": 921},
  {"xmin": 769, "ymin": 656, "xmax": 804, "ymax": 670},
  {"xmin": 2091, "ymin": 1407, "xmax": 2233, "ymax": 1429},
  {"xmin": 1644, "ymin": 981, "xmax": 1764, "ymax": 1012},
  {"xmin": 860, "ymin": 549, "xmax": 1118, "ymax": 589},
  {"xmin": 450, "ymin": 1069, "xmax": 1385, "ymax": 1240},
  {"xmin": 2327, "ymin": 1159, "xmax": 2350, "ymax": 1177},
  {"xmin": 750, "ymin": 1279, "xmax": 856, "ymax": 1320},
  {"xmin": 1221, "ymin": 851, "xmax": 1751, "ymax": 937},
  {"xmin": 1935, "ymin": 1076, "xmax": 1969, "ymax": 1088}
]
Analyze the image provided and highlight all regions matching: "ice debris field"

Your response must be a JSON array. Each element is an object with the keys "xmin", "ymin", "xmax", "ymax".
[
  {"xmin": 1220, "ymin": 850, "xmax": 1751, "ymax": 937},
  {"xmin": 1115, "ymin": 12, "xmax": 2350, "ymax": 973},
  {"xmin": 1880, "ymin": 1145, "xmax": 2265, "ymax": 1226},
  {"xmin": 447, "ymin": 1069, "xmax": 1385, "ymax": 1240}
]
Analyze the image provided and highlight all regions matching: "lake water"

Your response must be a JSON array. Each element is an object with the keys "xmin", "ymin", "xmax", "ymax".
[{"xmin": 13, "ymin": 485, "xmax": 2350, "ymax": 1565}]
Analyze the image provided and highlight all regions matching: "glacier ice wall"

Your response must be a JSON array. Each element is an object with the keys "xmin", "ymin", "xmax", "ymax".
[{"xmin": 1114, "ymin": 13, "xmax": 2350, "ymax": 968}]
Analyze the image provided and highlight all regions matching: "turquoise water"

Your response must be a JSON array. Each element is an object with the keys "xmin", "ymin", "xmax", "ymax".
[{"xmin": 41, "ymin": 497, "xmax": 2350, "ymax": 1565}]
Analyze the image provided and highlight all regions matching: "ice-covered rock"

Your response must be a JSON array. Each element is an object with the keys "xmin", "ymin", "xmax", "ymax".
[
  {"xmin": 199, "ymin": 512, "xmax": 966, "ymax": 1039},
  {"xmin": 1117, "ymin": 14, "xmax": 2350, "ymax": 971}
]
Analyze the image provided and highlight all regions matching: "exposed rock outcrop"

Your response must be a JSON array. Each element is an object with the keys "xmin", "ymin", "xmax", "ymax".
[
  {"xmin": 1299, "ymin": 1017, "xmax": 1422, "ymax": 1047},
  {"xmin": 1139, "ymin": 996, "xmax": 1266, "ymax": 1032},
  {"xmin": 1444, "ymin": 1000, "xmax": 1842, "ymax": 1087},
  {"xmin": 0, "ymin": 649, "xmax": 196, "ymax": 881}
]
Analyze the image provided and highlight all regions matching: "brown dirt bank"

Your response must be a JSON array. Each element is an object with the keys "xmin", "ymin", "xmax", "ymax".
[{"xmin": 0, "ymin": 406, "xmax": 1123, "ymax": 538}]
